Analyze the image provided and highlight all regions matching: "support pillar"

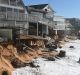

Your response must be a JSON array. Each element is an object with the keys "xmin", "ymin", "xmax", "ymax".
[
  {"xmin": 24, "ymin": 22, "xmax": 29, "ymax": 35},
  {"xmin": 8, "ymin": 0, "xmax": 10, "ymax": 5},
  {"xmin": 14, "ymin": 20, "xmax": 16, "ymax": 29},
  {"xmin": 46, "ymin": 25, "xmax": 49, "ymax": 35},
  {"xmin": 54, "ymin": 30, "xmax": 58, "ymax": 39},
  {"xmin": 37, "ymin": 22, "xmax": 38, "ymax": 36},
  {"xmin": 55, "ymin": 30, "xmax": 58, "ymax": 35}
]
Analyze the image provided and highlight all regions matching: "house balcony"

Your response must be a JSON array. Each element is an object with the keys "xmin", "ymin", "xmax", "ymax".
[
  {"xmin": 28, "ymin": 14, "xmax": 40, "ymax": 22},
  {"xmin": 0, "ymin": 12, "xmax": 6, "ymax": 19},
  {"xmin": 0, "ymin": 11, "xmax": 28, "ymax": 21},
  {"xmin": 41, "ymin": 18, "xmax": 53, "ymax": 27},
  {"xmin": 0, "ymin": 11, "xmax": 53, "ymax": 27},
  {"xmin": 0, "ymin": 0, "xmax": 23, "ymax": 7},
  {"xmin": 53, "ymin": 25, "xmax": 66, "ymax": 30}
]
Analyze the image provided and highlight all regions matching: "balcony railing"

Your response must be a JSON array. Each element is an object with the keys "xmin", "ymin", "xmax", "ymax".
[
  {"xmin": 0, "ymin": 12, "xmax": 6, "ymax": 19},
  {"xmin": 53, "ymin": 25, "xmax": 66, "ymax": 30},
  {"xmin": 0, "ymin": 11, "xmax": 53, "ymax": 27},
  {"xmin": 6, "ymin": 12, "xmax": 28, "ymax": 21},
  {"xmin": 28, "ymin": 14, "xmax": 39, "ymax": 22},
  {"xmin": 0, "ymin": 12, "xmax": 28, "ymax": 21}
]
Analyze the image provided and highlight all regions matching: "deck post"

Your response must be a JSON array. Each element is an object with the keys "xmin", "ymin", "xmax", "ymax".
[
  {"xmin": 55, "ymin": 30, "xmax": 58, "ymax": 35},
  {"xmin": 37, "ymin": 22, "xmax": 38, "ymax": 36},
  {"xmin": 46, "ymin": 25, "xmax": 49, "ymax": 35},
  {"xmin": 8, "ymin": 0, "xmax": 10, "ymax": 5},
  {"xmin": 54, "ymin": 30, "xmax": 58, "ymax": 39}
]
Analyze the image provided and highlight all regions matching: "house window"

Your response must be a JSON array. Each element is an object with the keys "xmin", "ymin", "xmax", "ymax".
[
  {"xmin": 14, "ymin": 9, "xmax": 18, "ymax": 12},
  {"xmin": 0, "ymin": 7, "xmax": 1, "ymax": 11},
  {"xmin": 17, "ymin": 1, "xmax": 22, "ymax": 7},
  {"xmin": 19, "ymin": 10, "xmax": 24, "ymax": 13},
  {"xmin": 1, "ymin": 0, "xmax": 9, "ymax": 4},
  {"xmin": 55, "ymin": 23, "xmax": 57, "ymax": 25},
  {"xmin": 7, "ymin": 8, "xmax": 12, "ymax": 12},
  {"xmin": 0, "ymin": 7, "xmax": 6, "ymax": 12},
  {"xmin": 10, "ymin": 0, "xmax": 16, "ymax": 6},
  {"xmin": 45, "ymin": 9, "xmax": 47, "ymax": 11},
  {"xmin": 55, "ymin": 21, "xmax": 57, "ymax": 25}
]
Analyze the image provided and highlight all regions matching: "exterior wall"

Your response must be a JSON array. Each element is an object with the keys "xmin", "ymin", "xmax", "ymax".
[
  {"xmin": 45, "ymin": 12, "xmax": 53, "ymax": 21},
  {"xmin": 0, "ymin": 20, "xmax": 15, "ymax": 27},
  {"xmin": 0, "ymin": 29, "xmax": 13, "ymax": 41},
  {"xmin": 30, "ymin": 12, "xmax": 43, "ymax": 18},
  {"xmin": 43, "ymin": 5, "xmax": 54, "ymax": 19}
]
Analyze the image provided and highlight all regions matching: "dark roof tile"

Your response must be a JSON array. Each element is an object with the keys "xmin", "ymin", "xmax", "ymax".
[{"xmin": 28, "ymin": 4, "xmax": 48, "ymax": 9}]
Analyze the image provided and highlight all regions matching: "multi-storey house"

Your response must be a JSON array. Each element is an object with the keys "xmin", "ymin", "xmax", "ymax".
[
  {"xmin": 66, "ymin": 18, "xmax": 80, "ymax": 36},
  {"xmin": 0, "ymin": 2, "xmax": 55, "ymax": 42},
  {"xmin": 0, "ymin": 0, "xmax": 28, "ymax": 42},
  {"xmin": 26, "ymin": 4, "xmax": 54, "ymax": 37},
  {"xmin": 65, "ymin": 19, "xmax": 72, "ymax": 36},
  {"xmin": 53, "ymin": 15, "xmax": 66, "ymax": 38},
  {"xmin": 0, "ymin": 0, "xmax": 67, "ymax": 42}
]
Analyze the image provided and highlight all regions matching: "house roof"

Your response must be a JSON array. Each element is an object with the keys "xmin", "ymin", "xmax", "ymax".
[
  {"xmin": 20, "ymin": 0, "xmax": 25, "ymax": 7},
  {"xmin": 26, "ymin": 7, "xmax": 48, "ymax": 13},
  {"xmin": 25, "ymin": 4, "xmax": 49, "ymax": 13},
  {"xmin": 29, "ymin": 4, "xmax": 48, "ymax": 9},
  {"xmin": 26, "ymin": 4, "xmax": 55, "ymax": 13}
]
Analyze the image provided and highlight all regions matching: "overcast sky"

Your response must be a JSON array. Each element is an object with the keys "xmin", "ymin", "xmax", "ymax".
[{"xmin": 23, "ymin": 0, "xmax": 80, "ymax": 18}]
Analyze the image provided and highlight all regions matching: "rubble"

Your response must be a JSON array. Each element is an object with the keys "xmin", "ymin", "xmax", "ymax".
[
  {"xmin": 69, "ymin": 46, "xmax": 74, "ymax": 48},
  {"xmin": 27, "ymin": 61, "xmax": 40, "ymax": 68},
  {"xmin": 0, "ymin": 68, "xmax": 12, "ymax": 75},
  {"xmin": 57, "ymin": 50, "xmax": 66, "ymax": 57},
  {"xmin": 0, "ymin": 35, "xmax": 68, "ymax": 74},
  {"xmin": 47, "ymin": 57, "xmax": 55, "ymax": 61},
  {"xmin": 45, "ymin": 42, "xmax": 57, "ymax": 51},
  {"xmin": 78, "ymin": 58, "xmax": 80, "ymax": 63}
]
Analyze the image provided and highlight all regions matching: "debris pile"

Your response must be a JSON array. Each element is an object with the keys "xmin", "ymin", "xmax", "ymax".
[
  {"xmin": 0, "ymin": 39, "xmax": 59, "ymax": 75},
  {"xmin": 57, "ymin": 50, "xmax": 66, "ymax": 57},
  {"xmin": 69, "ymin": 46, "xmax": 74, "ymax": 48},
  {"xmin": 0, "ymin": 35, "xmax": 69, "ymax": 75}
]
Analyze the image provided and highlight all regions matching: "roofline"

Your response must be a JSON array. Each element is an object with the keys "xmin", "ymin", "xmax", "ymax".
[
  {"xmin": 20, "ymin": 0, "xmax": 25, "ymax": 8},
  {"xmin": 45, "ymin": 4, "xmax": 56, "ymax": 13},
  {"xmin": 27, "ymin": 4, "xmax": 48, "ymax": 7},
  {"xmin": 26, "ymin": 3, "xmax": 56, "ymax": 13},
  {"xmin": 26, "ymin": 6, "xmax": 48, "ymax": 13}
]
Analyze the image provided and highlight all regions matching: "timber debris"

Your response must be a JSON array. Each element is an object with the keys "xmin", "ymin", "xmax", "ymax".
[{"xmin": 0, "ymin": 35, "xmax": 69, "ymax": 75}]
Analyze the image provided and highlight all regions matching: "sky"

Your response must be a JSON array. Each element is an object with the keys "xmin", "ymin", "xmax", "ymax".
[{"xmin": 23, "ymin": 0, "xmax": 80, "ymax": 18}]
